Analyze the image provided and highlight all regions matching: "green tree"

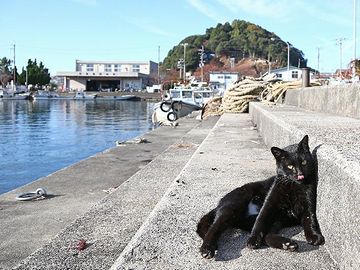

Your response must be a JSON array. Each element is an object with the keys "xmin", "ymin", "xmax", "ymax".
[
  {"xmin": 17, "ymin": 59, "xmax": 51, "ymax": 86},
  {"xmin": 0, "ymin": 57, "xmax": 13, "ymax": 86}
]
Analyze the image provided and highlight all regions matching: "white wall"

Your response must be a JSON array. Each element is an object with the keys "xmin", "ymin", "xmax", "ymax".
[{"xmin": 69, "ymin": 78, "xmax": 86, "ymax": 90}]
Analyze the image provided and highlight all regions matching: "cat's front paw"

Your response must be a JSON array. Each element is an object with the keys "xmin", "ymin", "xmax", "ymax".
[
  {"xmin": 247, "ymin": 234, "xmax": 262, "ymax": 249},
  {"xmin": 200, "ymin": 243, "xmax": 216, "ymax": 259},
  {"xmin": 282, "ymin": 241, "xmax": 299, "ymax": 252},
  {"xmin": 306, "ymin": 233, "xmax": 325, "ymax": 246}
]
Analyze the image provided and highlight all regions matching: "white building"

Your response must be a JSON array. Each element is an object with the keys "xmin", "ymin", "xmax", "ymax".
[
  {"xmin": 57, "ymin": 60, "xmax": 158, "ymax": 91},
  {"xmin": 209, "ymin": 71, "xmax": 239, "ymax": 95},
  {"xmin": 270, "ymin": 66, "xmax": 314, "ymax": 81}
]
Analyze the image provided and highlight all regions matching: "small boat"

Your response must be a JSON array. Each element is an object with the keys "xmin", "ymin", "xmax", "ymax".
[
  {"xmin": 97, "ymin": 95, "xmax": 137, "ymax": 101},
  {"xmin": 114, "ymin": 95, "xmax": 137, "ymax": 100},
  {"xmin": 74, "ymin": 91, "xmax": 97, "ymax": 99},
  {"xmin": 0, "ymin": 89, "xmax": 31, "ymax": 100},
  {"xmin": 32, "ymin": 90, "xmax": 61, "ymax": 100},
  {"xmin": 152, "ymin": 81, "xmax": 215, "ymax": 125}
]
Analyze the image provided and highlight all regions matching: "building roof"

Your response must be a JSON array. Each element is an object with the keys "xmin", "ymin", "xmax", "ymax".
[
  {"xmin": 271, "ymin": 65, "xmax": 301, "ymax": 73},
  {"xmin": 209, "ymin": 71, "xmax": 239, "ymax": 74},
  {"xmin": 75, "ymin": 60, "xmax": 155, "ymax": 65}
]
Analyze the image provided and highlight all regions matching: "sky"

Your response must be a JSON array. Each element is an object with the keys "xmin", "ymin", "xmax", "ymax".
[{"xmin": 0, "ymin": 0, "xmax": 357, "ymax": 76}]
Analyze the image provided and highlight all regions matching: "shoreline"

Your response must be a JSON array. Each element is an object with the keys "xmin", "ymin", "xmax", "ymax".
[{"xmin": 58, "ymin": 91, "xmax": 162, "ymax": 101}]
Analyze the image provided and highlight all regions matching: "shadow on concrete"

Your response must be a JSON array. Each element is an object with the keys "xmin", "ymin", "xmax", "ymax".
[{"xmin": 214, "ymin": 225, "xmax": 320, "ymax": 261}]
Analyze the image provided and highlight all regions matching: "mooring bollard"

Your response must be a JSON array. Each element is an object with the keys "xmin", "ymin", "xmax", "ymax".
[{"xmin": 302, "ymin": 67, "xmax": 310, "ymax": 87}]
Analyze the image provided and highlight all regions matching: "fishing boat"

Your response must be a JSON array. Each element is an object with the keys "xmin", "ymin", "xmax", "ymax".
[
  {"xmin": 31, "ymin": 90, "xmax": 62, "ymax": 100},
  {"xmin": 152, "ymin": 81, "xmax": 215, "ymax": 125},
  {"xmin": 74, "ymin": 91, "xmax": 97, "ymax": 99},
  {"xmin": 0, "ymin": 89, "xmax": 31, "ymax": 100}
]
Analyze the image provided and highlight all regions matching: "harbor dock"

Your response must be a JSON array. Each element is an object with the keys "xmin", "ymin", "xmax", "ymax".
[{"xmin": 1, "ymin": 85, "xmax": 359, "ymax": 269}]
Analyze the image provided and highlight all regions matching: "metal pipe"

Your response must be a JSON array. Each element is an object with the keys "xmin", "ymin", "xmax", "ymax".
[{"xmin": 302, "ymin": 68, "xmax": 310, "ymax": 87}]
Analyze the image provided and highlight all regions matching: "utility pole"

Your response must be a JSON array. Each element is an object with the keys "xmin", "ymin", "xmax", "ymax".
[
  {"xmin": 353, "ymin": 0, "xmax": 357, "ymax": 80},
  {"xmin": 286, "ymin": 42, "xmax": 290, "ymax": 80},
  {"xmin": 11, "ymin": 43, "xmax": 16, "ymax": 91},
  {"xmin": 181, "ymin": 43, "xmax": 188, "ymax": 81},
  {"xmin": 157, "ymin": 45, "xmax": 160, "ymax": 84},
  {"xmin": 336, "ymin": 38, "xmax": 346, "ymax": 77},
  {"xmin": 354, "ymin": 0, "xmax": 357, "ymax": 62},
  {"xmin": 317, "ymin": 47, "xmax": 320, "ymax": 78},
  {"xmin": 177, "ymin": 59, "xmax": 184, "ymax": 79},
  {"xmin": 199, "ymin": 45, "xmax": 205, "ymax": 82},
  {"xmin": 26, "ymin": 67, "xmax": 28, "ymax": 87}
]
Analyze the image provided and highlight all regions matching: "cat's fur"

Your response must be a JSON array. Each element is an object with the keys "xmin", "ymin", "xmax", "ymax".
[{"xmin": 197, "ymin": 135, "xmax": 324, "ymax": 259}]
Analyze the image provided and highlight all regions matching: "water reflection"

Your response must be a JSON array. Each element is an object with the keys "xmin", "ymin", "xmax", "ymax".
[{"xmin": 0, "ymin": 99, "xmax": 156, "ymax": 194}]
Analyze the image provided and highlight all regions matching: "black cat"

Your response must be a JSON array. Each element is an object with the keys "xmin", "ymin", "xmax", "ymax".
[{"xmin": 197, "ymin": 135, "xmax": 324, "ymax": 259}]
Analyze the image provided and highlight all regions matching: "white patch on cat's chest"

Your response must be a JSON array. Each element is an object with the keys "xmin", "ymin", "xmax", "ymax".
[{"xmin": 247, "ymin": 201, "xmax": 260, "ymax": 216}]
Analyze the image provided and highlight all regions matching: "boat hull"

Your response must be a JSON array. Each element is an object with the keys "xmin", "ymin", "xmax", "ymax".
[
  {"xmin": 97, "ymin": 95, "xmax": 137, "ymax": 101},
  {"xmin": 152, "ymin": 100, "xmax": 201, "ymax": 125}
]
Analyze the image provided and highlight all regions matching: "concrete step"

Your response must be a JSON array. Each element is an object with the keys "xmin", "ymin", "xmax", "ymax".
[
  {"xmin": 110, "ymin": 113, "xmax": 337, "ymax": 270},
  {"xmin": 249, "ymin": 102, "xmax": 360, "ymax": 270},
  {"xmin": 6, "ymin": 114, "xmax": 218, "ymax": 270}
]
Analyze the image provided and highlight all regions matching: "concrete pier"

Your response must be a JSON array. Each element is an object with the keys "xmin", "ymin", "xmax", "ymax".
[{"xmin": 2, "ymin": 84, "xmax": 360, "ymax": 269}]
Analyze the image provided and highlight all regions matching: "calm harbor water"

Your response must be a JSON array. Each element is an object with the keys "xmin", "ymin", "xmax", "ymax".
[{"xmin": 0, "ymin": 99, "xmax": 156, "ymax": 195}]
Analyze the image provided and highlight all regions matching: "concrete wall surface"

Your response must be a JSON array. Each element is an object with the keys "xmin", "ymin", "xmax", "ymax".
[{"xmin": 285, "ymin": 85, "xmax": 360, "ymax": 118}]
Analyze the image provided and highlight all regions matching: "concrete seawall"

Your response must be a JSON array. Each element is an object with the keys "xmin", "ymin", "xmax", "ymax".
[{"xmin": 285, "ymin": 84, "xmax": 360, "ymax": 118}]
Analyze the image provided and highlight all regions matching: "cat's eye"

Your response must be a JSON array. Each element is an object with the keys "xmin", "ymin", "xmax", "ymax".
[
  {"xmin": 287, "ymin": 165, "xmax": 294, "ymax": 170},
  {"xmin": 301, "ymin": 160, "xmax": 307, "ymax": 165}
]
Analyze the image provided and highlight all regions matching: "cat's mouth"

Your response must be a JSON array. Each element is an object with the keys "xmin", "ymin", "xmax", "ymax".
[{"xmin": 297, "ymin": 175, "xmax": 305, "ymax": 181}]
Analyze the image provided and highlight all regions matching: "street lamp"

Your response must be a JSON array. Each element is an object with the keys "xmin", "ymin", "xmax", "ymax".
[
  {"xmin": 269, "ymin": 38, "xmax": 291, "ymax": 79},
  {"xmin": 181, "ymin": 43, "xmax": 188, "ymax": 81},
  {"xmin": 286, "ymin": 42, "xmax": 291, "ymax": 80},
  {"xmin": 353, "ymin": 0, "xmax": 357, "ymax": 81}
]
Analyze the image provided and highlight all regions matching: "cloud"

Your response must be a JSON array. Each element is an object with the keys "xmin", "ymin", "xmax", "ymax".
[
  {"xmin": 138, "ymin": 23, "xmax": 176, "ymax": 38},
  {"xmin": 293, "ymin": 1, "xmax": 350, "ymax": 27},
  {"xmin": 120, "ymin": 16, "xmax": 175, "ymax": 38},
  {"xmin": 215, "ymin": 0, "xmax": 289, "ymax": 19},
  {"xmin": 187, "ymin": 0, "xmax": 227, "ymax": 22}
]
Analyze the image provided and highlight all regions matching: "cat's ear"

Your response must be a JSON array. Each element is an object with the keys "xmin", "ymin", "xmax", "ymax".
[
  {"xmin": 299, "ymin": 135, "xmax": 310, "ymax": 153},
  {"xmin": 271, "ymin": 147, "xmax": 286, "ymax": 160}
]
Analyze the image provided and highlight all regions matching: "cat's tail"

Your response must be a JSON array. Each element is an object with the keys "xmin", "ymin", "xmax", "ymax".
[{"xmin": 196, "ymin": 209, "xmax": 216, "ymax": 239}]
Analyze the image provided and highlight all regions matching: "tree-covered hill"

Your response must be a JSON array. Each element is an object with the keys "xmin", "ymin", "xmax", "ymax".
[{"xmin": 162, "ymin": 20, "xmax": 307, "ymax": 74}]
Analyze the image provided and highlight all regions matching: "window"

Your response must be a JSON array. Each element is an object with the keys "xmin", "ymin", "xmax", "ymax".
[
  {"xmin": 182, "ymin": 91, "xmax": 192, "ymax": 99},
  {"xmin": 105, "ymin": 64, "xmax": 112, "ymax": 72},
  {"xmin": 217, "ymin": 75, "xmax": 223, "ymax": 79},
  {"xmin": 225, "ymin": 76, "xmax": 231, "ymax": 79},
  {"xmin": 132, "ymin": 64, "xmax": 140, "ymax": 72},
  {"xmin": 171, "ymin": 91, "xmax": 181, "ymax": 99},
  {"xmin": 86, "ymin": 64, "xmax": 94, "ymax": 72},
  {"xmin": 276, "ymin": 73, "xmax": 282, "ymax": 78},
  {"xmin": 114, "ymin": 64, "xmax": 121, "ymax": 72},
  {"xmin": 292, "ymin": 70, "xmax": 298, "ymax": 78}
]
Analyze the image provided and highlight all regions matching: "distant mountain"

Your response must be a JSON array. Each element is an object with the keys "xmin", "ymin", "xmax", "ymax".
[{"xmin": 162, "ymin": 20, "xmax": 307, "ymax": 74}]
